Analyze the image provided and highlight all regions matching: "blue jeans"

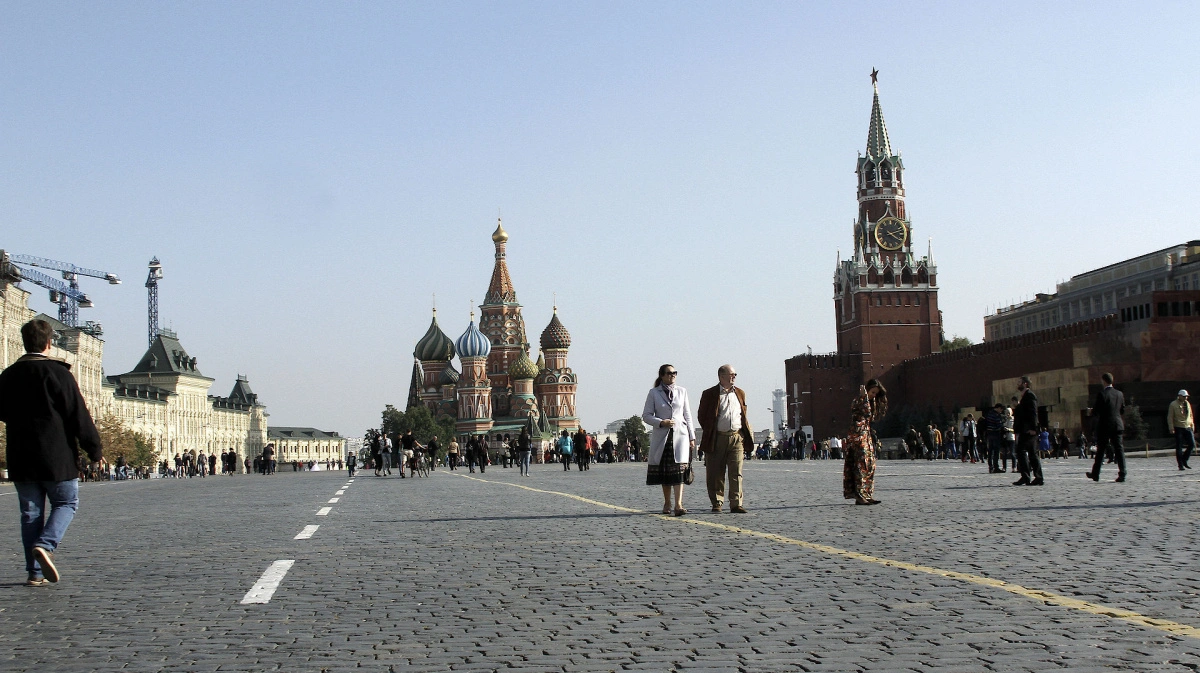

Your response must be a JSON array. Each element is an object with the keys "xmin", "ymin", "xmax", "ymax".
[
  {"xmin": 519, "ymin": 451, "xmax": 532, "ymax": 475},
  {"xmin": 15, "ymin": 479, "xmax": 80, "ymax": 577}
]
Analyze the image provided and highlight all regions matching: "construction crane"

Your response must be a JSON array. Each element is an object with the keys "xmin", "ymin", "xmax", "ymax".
[
  {"xmin": 7, "ymin": 253, "xmax": 121, "ymax": 331},
  {"xmin": 146, "ymin": 257, "xmax": 163, "ymax": 347}
]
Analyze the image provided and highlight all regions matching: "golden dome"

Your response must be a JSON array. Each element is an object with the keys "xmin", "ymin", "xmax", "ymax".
[{"xmin": 492, "ymin": 218, "xmax": 509, "ymax": 243}]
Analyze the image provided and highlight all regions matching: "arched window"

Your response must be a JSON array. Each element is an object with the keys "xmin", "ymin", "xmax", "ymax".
[
  {"xmin": 901, "ymin": 268, "xmax": 913, "ymax": 285},
  {"xmin": 880, "ymin": 161, "xmax": 891, "ymax": 182},
  {"xmin": 883, "ymin": 267, "xmax": 895, "ymax": 285},
  {"xmin": 864, "ymin": 162, "xmax": 876, "ymax": 183}
]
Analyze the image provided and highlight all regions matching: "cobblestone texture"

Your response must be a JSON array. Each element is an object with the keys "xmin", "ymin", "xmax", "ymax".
[{"xmin": 1, "ymin": 457, "xmax": 1199, "ymax": 671}]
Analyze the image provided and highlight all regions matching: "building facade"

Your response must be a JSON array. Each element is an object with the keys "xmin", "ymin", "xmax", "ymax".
[
  {"xmin": 1, "ymin": 268, "xmax": 273, "ymax": 467},
  {"xmin": 268, "ymin": 427, "xmax": 347, "ymax": 465},
  {"xmin": 407, "ymin": 220, "xmax": 580, "ymax": 444},
  {"xmin": 984, "ymin": 242, "xmax": 1200, "ymax": 340}
]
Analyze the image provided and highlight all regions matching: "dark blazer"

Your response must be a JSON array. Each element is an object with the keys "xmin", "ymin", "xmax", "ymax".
[
  {"xmin": 1014, "ymin": 389, "xmax": 1039, "ymax": 435},
  {"xmin": 1092, "ymin": 386, "xmax": 1126, "ymax": 433},
  {"xmin": 0, "ymin": 354, "xmax": 102, "ymax": 481},
  {"xmin": 697, "ymin": 385, "xmax": 754, "ymax": 454}
]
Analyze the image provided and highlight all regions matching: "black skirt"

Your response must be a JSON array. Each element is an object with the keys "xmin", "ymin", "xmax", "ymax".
[{"xmin": 646, "ymin": 430, "xmax": 686, "ymax": 486}]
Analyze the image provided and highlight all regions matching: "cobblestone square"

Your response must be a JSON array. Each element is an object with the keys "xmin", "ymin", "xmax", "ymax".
[{"xmin": 2, "ymin": 457, "xmax": 1199, "ymax": 672}]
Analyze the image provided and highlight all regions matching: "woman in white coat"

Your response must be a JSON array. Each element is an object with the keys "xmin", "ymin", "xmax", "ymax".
[{"xmin": 642, "ymin": 364, "xmax": 696, "ymax": 516}]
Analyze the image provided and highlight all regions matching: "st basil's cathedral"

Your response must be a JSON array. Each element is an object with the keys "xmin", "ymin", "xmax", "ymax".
[{"xmin": 406, "ymin": 219, "xmax": 580, "ymax": 441}]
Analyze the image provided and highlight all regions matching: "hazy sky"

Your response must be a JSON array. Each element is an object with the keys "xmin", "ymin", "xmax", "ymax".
[{"xmin": 2, "ymin": 2, "xmax": 1197, "ymax": 437}]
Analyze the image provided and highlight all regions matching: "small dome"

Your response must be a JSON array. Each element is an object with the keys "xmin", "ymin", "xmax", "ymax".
[
  {"xmin": 440, "ymin": 364, "xmax": 460, "ymax": 386},
  {"xmin": 455, "ymin": 316, "xmax": 492, "ymax": 359},
  {"xmin": 539, "ymin": 308, "xmax": 571, "ymax": 350},
  {"xmin": 492, "ymin": 218, "xmax": 509, "ymax": 243},
  {"xmin": 414, "ymin": 311, "xmax": 455, "ymax": 362},
  {"xmin": 508, "ymin": 349, "xmax": 539, "ymax": 379}
]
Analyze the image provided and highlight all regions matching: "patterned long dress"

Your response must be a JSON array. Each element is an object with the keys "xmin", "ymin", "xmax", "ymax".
[{"xmin": 842, "ymin": 393, "xmax": 880, "ymax": 502}]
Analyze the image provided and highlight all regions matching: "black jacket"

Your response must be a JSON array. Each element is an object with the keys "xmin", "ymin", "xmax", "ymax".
[
  {"xmin": 1092, "ymin": 386, "xmax": 1126, "ymax": 433},
  {"xmin": 0, "ymin": 354, "xmax": 102, "ymax": 481},
  {"xmin": 1014, "ymin": 389, "xmax": 1039, "ymax": 435}
]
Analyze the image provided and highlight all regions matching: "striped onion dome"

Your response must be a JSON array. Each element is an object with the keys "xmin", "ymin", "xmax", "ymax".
[
  {"xmin": 455, "ymin": 314, "xmax": 492, "ymax": 359},
  {"xmin": 539, "ymin": 307, "xmax": 571, "ymax": 350},
  {"xmin": 508, "ymin": 348, "xmax": 540, "ymax": 380},
  {"xmin": 440, "ymin": 364, "xmax": 460, "ymax": 386},
  {"xmin": 414, "ymin": 310, "xmax": 455, "ymax": 362}
]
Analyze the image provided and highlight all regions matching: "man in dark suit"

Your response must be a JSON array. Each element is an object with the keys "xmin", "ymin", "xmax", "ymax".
[
  {"xmin": 697, "ymin": 364, "xmax": 754, "ymax": 513},
  {"xmin": 1013, "ymin": 376, "xmax": 1044, "ymax": 486},
  {"xmin": 1087, "ymin": 372, "xmax": 1127, "ymax": 482},
  {"xmin": 0, "ymin": 319, "xmax": 103, "ymax": 586}
]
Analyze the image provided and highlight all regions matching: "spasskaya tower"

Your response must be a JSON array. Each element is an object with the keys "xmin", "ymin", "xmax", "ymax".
[{"xmin": 785, "ymin": 71, "xmax": 943, "ymax": 441}]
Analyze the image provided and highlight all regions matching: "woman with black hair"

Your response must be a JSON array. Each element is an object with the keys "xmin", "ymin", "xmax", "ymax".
[
  {"xmin": 843, "ymin": 379, "xmax": 887, "ymax": 505},
  {"xmin": 642, "ymin": 364, "xmax": 696, "ymax": 516}
]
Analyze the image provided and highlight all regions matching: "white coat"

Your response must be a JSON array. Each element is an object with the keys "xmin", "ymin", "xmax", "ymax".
[{"xmin": 642, "ymin": 385, "xmax": 696, "ymax": 465}]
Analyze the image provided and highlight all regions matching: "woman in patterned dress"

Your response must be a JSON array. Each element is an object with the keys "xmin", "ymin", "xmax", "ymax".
[{"xmin": 843, "ymin": 379, "xmax": 887, "ymax": 505}]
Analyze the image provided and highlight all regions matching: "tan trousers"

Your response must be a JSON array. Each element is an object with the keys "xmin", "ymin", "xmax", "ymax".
[{"xmin": 706, "ymin": 432, "xmax": 744, "ymax": 508}]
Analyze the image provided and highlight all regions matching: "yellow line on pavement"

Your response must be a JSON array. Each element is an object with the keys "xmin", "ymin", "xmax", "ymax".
[{"xmin": 451, "ymin": 472, "xmax": 1200, "ymax": 640}]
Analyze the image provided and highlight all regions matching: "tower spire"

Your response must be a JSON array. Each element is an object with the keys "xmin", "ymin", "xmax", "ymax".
[{"xmin": 866, "ymin": 69, "xmax": 892, "ymax": 160}]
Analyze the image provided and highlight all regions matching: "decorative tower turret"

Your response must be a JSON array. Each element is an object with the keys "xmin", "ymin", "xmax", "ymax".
[
  {"xmin": 479, "ymin": 218, "xmax": 529, "ymax": 417},
  {"xmin": 507, "ymin": 344, "xmax": 540, "ymax": 420},
  {"xmin": 535, "ymin": 306, "xmax": 578, "ymax": 431},
  {"xmin": 454, "ymin": 312, "xmax": 494, "ymax": 436},
  {"xmin": 413, "ymin": 309, "xmax": 456, "ymax": 415}
]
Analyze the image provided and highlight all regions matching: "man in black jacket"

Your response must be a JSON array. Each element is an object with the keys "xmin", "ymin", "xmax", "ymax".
[
  {"xmin": 0, "ymin": 319, "xmax": 103, "ymax": 586},
  {"xmin": 1013, "ymin": 376, "xmax": 1044, "ymax": 486},
  {"xmin": 1087, "ymin": 372, "xmax": 1127, "ymax": 482}
]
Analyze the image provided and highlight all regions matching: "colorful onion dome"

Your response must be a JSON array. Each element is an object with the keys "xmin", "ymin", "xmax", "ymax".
[
  {"xmin": 440, "ymin": 364, "xmax": 460, "ymax": 386},
  {"xmin": 414, "ymin": 310, "xmax": 455, "ymax": 362},
  {"xmin": 508, "ymin": 348, "xmax": 540, "ymax": 380},
  {"xmin": 492, "ymin": 218, "xmax": 509, "ymax": 243},
  {"xmin": 539, "ymin": 307, "xmax": 571, "ymax": 350},
  {"xmin": 455, "ymin": 313, "xmax": 492, "ymax": 359}
]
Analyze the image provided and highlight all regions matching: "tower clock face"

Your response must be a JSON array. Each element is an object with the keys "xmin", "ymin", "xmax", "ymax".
[{"xmin": 874, "ymin": 217, "xmax": 908, "ymax": 251}]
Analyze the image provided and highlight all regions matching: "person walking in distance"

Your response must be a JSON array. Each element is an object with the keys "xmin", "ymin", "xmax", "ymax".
[
  {"xmin": 697, "ymin": 364, "xmax": 754, "ymax": 514},
  {"xmin": 557, "ymin": 430, "xmax": 572, "ymax": 471},
  {"xmin": 517, "ymin": 427, "xmax": 532, "ymax": 477},
  {"xmin": 642, "ymin": 364, "xmax": 696, "ymax": 516},
  {"xmin": 1169, "ymin": 390, "xmax": 1194, "ymax": 470},
  {"xmin": 346, "ymin": 450, "xmax": 357, "ymax": 477},
  {"xmin": 1087, "ymin": 372, "xmax": 1127, "ymax": 483},
  {"xmin": 1012, "ymin": 376, "xmax": 1044, "ymax": 486},
  {"xmin": 844, "ymin": 379, "xmax": 887, "ymax": 505},
  {"xmin": 0, "ymin": 319, "xmax": 104, "ymax": 586}
]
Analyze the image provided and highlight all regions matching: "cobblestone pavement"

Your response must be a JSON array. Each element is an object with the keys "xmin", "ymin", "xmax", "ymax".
[{"xmin": 2, "ymin": 456, "xmax": 1200, "ymax": 672}]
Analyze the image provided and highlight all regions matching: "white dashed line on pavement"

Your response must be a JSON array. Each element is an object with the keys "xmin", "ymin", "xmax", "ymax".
[
  {"xmin": 240, "ymin": 560, "xmax": 295, "ymax": 604},
  {"xmin": 317, "ymin": 507, "xmax": 332, "ymax": 516},
  {"xmin": 327, "ymin": 497, "xmax": 339, "ymax": 503},
  {"xmin": 294, "ymin": 525, "xmax": 319, "ymax": 540},
  {"xmin": 335, "ymin": 490, "xmax": 345, "ymax": 495}
]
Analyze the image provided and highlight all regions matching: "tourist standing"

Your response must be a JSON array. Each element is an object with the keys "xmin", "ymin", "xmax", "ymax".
[
  {"xmin": 1012, "ymin": 377, "xmax": 1044, "ymax": 486},
  {"xmin": 1169, "ymin": 390, "xmax": 1194, "ymax": 470},
  {"xmin": 0, "ymin": 319, "xmax": 104, "ymax": 586},
  {"xmin": 697, "ymin": 364, "xmax": 753, "ymax": 514},
  {"xmin": 960, "ymin": 414, "xmax": 977, "ymax": 463},
  {"xmin": 517, "ymin": 427, "xmax": 532, "ymax": 477},
  {"xmin": 642, "ymin": 364, "xmax": 695, "ymax": 516},
  {"xmin": 844, "ymin": 379, "xmax": 887, "ymax": 505},
  {"xmin": 347, "ymin": 450, "xmax": 357, "ymax": 477},
  {"xmin": 447, "ymin": 437, "xmax": 459, "ymax": 470},
  {"xmin": 1087, "ymin": 373, "xmax": 1127, "ymax": 482}
]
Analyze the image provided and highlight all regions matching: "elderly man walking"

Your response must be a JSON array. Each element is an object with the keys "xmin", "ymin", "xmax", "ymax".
[
  {"xmin": 0, "ymin": 319, "xmax": 103, "ymax": 586},
  {"xmin": 697, "ymin": 364, "xmax": 754, "ymax": 514},
  {"xmin": 1169, "ymin": 390, "xmax": 1195, "ymax": 470}
]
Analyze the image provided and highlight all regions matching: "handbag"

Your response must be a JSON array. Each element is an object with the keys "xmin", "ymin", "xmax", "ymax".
[{"xmin": 683, "ymin": 462, "xmax": 695, "ymax": 485}]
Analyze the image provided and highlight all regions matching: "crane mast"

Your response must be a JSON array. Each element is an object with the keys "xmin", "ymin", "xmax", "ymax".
[{"xmin": 146, "ymin": 257, "xmax": 163, "ymax": 347}]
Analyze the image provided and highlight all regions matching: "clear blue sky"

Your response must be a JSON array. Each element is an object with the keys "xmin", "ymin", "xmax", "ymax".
[{"xmin": 2, "ymin": 2, "xmax": 1197, "ymax": 437}]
